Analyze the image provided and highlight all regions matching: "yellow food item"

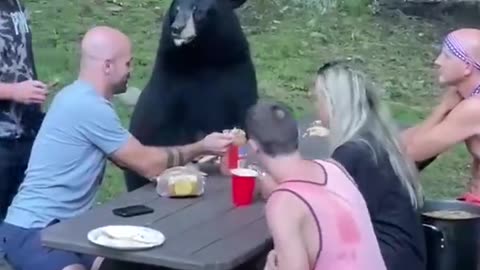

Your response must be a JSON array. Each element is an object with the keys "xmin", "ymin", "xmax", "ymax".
[
  {"xmin": 167, "ymin": 174, "xmax": 200, "ymax": 197},
  {"xmin": 155, "ymin": 166, "xmax": 205, "ymax": 198},
  {"xmin": 173, "ymin": 181, "xmax": 194, "ymax": 196}
]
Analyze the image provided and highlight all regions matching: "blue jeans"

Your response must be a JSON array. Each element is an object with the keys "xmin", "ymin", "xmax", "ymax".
[{"xmin": 0, "ymin": 221, "xmax": 95, "ymax": 270}]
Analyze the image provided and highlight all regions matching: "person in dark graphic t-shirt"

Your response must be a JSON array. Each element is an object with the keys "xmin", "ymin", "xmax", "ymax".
[{"xmin": 0, "ymin": 0, "xmax": 50, "ymax": 219}]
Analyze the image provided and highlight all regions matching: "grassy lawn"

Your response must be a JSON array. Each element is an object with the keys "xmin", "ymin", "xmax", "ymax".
[{"xmin": 25, "ymin": 0, "xmax": 471, "ymax": 203}]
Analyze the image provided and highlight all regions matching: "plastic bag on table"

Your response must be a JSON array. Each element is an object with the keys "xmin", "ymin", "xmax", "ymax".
[{"xmin": 155, "ymin": 165, "xmax": 206, "ymax": 198}]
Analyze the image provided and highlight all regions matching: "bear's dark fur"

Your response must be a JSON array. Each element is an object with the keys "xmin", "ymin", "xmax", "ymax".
[{"xmin": 124, "ymin": 0, "xmax": 258, "ymax": 191}]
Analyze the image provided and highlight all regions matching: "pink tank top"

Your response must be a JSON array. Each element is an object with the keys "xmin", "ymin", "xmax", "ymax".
[{"xmin": 270, "ymin": 159, "xmax": 386, "ymax": 270}]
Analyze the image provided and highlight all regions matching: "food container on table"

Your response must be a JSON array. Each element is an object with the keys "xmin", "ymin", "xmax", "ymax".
[{"xmin": 155, "ymin": 166, "xmax": 206, "ymax": 198}]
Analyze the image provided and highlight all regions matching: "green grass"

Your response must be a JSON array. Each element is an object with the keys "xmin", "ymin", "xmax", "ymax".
[{"xmin": 25, "ymin": 0, "xmax": 471, "ymax": 202}]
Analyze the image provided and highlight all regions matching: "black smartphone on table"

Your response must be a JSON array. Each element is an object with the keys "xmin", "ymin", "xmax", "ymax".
[{"xmin": 112, "ymin": 204, "xmax": 154, "ymax": 217}]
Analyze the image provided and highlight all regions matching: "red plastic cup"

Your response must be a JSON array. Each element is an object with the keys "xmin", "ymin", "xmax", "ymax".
[
  {"xmin": 220, "ymin": 145, "xmax": 239, "ymax": 176},
  {"xmin": 231, "ymin": 168, "xmax": 258, "ymax": 206},
  {"xmin": 228, "ymin": 145, "xmax": 239, "ymax": 169}
]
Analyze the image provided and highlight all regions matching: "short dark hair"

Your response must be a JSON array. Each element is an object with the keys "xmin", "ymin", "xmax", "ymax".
[{"xmin": 245, "ymin": 100, "xmax": 298, "ymax": 157}]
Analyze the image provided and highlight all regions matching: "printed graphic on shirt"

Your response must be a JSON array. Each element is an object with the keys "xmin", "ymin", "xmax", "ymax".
[{"xmin": 0, "ymin": 1, "xmax": 36, "ymax": 139}]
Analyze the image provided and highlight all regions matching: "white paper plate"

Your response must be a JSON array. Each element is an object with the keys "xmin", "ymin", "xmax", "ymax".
[{"xmin": 87, "ymin": 225, "xmax": 165, "ymax": 250}]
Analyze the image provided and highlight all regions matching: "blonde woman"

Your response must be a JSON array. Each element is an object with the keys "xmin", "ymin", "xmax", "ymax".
[{"xmin": 311, "ymin": 61, "xmax": 426, "ymax": 270}]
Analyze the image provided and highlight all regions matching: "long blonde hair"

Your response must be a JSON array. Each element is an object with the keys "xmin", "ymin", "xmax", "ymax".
[{"xmin": 314, "ymin": 61, "xmax": 423, "ymax": 208}]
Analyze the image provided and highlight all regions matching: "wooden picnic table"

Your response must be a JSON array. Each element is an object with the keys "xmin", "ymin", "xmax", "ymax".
[{"xmin": 40, "ymin": 115, "xmax": 329, "ymax": 270}]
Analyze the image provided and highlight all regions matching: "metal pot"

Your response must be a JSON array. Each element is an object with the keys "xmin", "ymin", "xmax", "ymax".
[{"xmin": 421, "ymin": 199, "xmax": 480, "ymax": 270}]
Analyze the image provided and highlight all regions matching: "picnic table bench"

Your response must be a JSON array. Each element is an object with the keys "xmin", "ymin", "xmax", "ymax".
[{"xmin": 40, "ymin": 116, "xmax": 328, "ymax": 270}]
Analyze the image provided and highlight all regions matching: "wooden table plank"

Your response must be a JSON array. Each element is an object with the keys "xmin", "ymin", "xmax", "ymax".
[
  {"xmin": 149, "ymin": 189, "xmax": 235, "ymax": 237},
  {"xmin": 40, "ymin": 175, "xmax": 262, "ymax": 270},
  {"xmin": 160, "ymin": 202, "xmax": 266, "ymax": 255},
  {"xmin": 191, "ymin": 218, "xmax": 272, "ymax": 270},
  {"xmin": 131, "ymin": 202, "xmax": 269, "ymax": 270},
  {"xmin": 41, "ymin": 188, "xmax": 226, "ymax": 268}
]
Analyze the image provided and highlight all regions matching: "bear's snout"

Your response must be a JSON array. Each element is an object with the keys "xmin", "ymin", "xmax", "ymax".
[
  {"xmin": 171, "ymin": 10, "xmax": 197, "ymax": 46},
  {"xmin": 171, "ymin": 23, "xmax": 183, "ymax": 36}
]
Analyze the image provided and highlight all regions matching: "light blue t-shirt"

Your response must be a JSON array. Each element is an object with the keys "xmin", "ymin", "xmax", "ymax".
[{"xmin": 5, "ymin": 80, "xmax": 131, "ymax": 228}]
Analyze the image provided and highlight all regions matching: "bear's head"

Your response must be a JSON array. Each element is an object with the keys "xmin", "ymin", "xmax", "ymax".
[{"xmin": 167, "ymin": 0, "xmax": 247, "ymax": 47}]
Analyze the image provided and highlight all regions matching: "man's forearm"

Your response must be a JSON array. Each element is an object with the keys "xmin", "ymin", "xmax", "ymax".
[
  {"xmin": 420, "ymin": 104, "xmax": 450, "ymax": 129},
  {"xmin": 142, "ymin": 141, "xmax": 206, "ymax": 179},
  {"xmin": 164, "ymin": 141, "xmax": 206, "ymax": 168},
  {"xmin": 0, "ymin": 82, "xmax": 15, "ymax": 100},
  {"xmin": 402, "ymin": 102, "xmax": 459, "ymax": 162},
  {"xmin": 402, "ymin": 104, "xmax": 450, "ymax": 145}
]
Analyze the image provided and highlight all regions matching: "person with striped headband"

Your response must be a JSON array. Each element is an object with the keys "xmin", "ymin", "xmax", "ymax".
[{"xmin": 402, "ymin": 28, "xmax": 480, "ymax": 204}]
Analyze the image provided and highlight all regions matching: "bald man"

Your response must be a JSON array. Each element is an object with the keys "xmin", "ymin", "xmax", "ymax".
[
  {"xmin": 0, "ymin": 26, "xmax": 233, "ymax": 270},
  {"xmin": 402, "ymin": 28, "xmax": 480, "ymax": 203}
]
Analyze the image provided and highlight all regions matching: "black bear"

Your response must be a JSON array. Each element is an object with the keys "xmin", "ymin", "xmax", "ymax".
[{"xmin": 124, "ymin": 0, "xmax": 258, "ymax": 191}]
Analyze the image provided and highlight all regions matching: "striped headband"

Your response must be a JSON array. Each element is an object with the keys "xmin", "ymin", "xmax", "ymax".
[
  {"xmin": 444, "ymin": 33, "xmax": 480, "ymax": 96},
  {"xmin": 472, "ymin": 84, "xmax": 480, "ymax": 96},
  {"xmin": 444, "ymin": 34, "xmax": 480, "ymax": 71}
]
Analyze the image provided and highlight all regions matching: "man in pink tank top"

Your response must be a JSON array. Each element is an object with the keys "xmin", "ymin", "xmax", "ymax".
[{"xmin": 244, "ymin": 101, "xmax": 386, "ymax": 270}]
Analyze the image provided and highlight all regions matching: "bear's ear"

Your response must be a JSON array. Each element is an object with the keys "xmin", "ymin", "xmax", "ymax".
[{"xmin": 229, "ymin": 0, "xmax": 247, "ymax": 9}]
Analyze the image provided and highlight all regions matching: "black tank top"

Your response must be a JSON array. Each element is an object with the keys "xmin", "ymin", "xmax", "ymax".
[{"xmin": 332, "ymin": 138, "xmax": 427, "ymax": 270}]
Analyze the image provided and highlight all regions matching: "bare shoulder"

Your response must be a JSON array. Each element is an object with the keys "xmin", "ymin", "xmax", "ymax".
[
  {"xmin": 266, "ymin": 189, "xmax": 307, "ymax": 221},
  {"xmin": 459, "ymin": 97, "xmax": 480, "ymax": 112}
]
